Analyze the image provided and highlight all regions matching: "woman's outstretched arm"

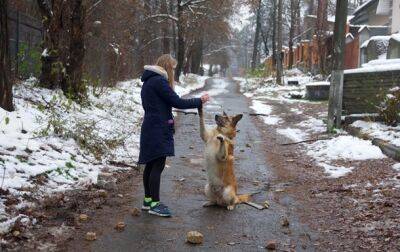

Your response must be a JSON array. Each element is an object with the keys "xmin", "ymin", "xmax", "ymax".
[{"xmin": 156, "ymin": 79, "xmax": 202, "ymax": 109}]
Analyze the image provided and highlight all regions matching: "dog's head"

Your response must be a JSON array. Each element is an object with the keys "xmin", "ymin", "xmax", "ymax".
[{"xmin": 215, "ymin": 111, "xmax": 243, "ymax": 139}]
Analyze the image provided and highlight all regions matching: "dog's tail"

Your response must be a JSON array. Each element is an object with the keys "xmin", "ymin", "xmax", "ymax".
[{"xmin": 236, "ymin": 194, "xmax": 251, "ymax": 204}]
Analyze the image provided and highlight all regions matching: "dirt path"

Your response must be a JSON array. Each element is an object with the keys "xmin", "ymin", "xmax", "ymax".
[{"xmin": 61, "ymin": 78, "xmax": 317, "ymax": 251}]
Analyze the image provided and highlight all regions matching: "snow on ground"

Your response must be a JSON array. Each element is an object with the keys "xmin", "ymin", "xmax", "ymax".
[
  {"xmin": 307, "ymin": 136, "xmax": 386, "ymax": 161},
  {"xmin": 250, "ymin": 100, "xmax": 282, "ymax": 125},
  {"xmin": 296, "ymin": 117, "xmax": 326, "ymax": 134},
  {"xmin": 237, "ymin": 68, "xmax": 389, "ymax": 178},
  {"xmin": 277, "ymin": 128, "xmax": 307, "ymax": 142},
  {"xmin": 199, "ymin": 78, "xmax": 229, "ymax": 97},
  {"xmin": 393, "ymin": 163, "xmax": 400, "ymax": 172},
  {"xmin": 318, "ymin": 163, "xmax": 354, "ymax": 178},
  {"xmin": 0, "ymin": 74, "xmax": 207, "ymax": 235},
  {"xmin": 351, "ymin": 120, "xmax": 400, "ymax": 147}
]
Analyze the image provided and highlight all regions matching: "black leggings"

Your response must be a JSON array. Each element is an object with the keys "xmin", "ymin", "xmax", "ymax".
[{"xmin": 143, "ymin": 156, "xmax": 166, "ymax": 202}]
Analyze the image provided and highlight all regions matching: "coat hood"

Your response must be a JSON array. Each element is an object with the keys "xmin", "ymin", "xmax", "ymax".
[{"xmin": 141, "ymin": 65, "xmax": 168, "ymax": 82}]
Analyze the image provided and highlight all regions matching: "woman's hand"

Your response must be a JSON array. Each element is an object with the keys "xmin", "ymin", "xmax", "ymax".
[{"xmin": 201, "ymin": 93, "xmax": 210, "ymax": 104}]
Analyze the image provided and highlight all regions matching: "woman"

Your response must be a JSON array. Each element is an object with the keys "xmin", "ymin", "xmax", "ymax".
[{"xmin": 138, "ymin": 54, "xmax": 209, "ymax": 217}]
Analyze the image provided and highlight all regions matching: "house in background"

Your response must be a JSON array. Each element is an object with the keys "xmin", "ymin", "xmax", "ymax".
[
  {"xmin": 269, "ymin": 0, "xmax": 400, "ymax": 74},
  {"xmin": 345, "ymin": 0, "xmax": 400, "ymax": 68}
]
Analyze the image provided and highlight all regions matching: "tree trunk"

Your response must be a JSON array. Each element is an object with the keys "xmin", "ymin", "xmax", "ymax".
[
  {"xmin": 175, "ymin": 0, "xmax": 185, "ymax": 81},
  {"xmin": 170, "ymin": 1, "xmax": 177, "ymax": 57},
  {"xmin": 65, "ymin": 0, "xmax": 86, "ymax": 100},
  {"xmin": 37, "ymin": 0, "xmax": 66, "ymax": 90},
  {"xmin": 190, "ymin": 33, "xmax": 203, "ymax": 74},
  {"xmin": 0, "ymin": 0, "xmax": 13, "ymax": 111},
  {"xmin": 288, "ymin": 0, "xmax": 296, "ymax": 69},
  {"xmin": 327, "ymin": 0, "xmax": 348, "ymax": 130},
  {"xmin": 251, "ymin": 0, "xmax": 262, "ymax": 71},
  {"xmin": 276, "ymin": 0, "xmax": 283, "ymax": 85},
  {"xmin": 271, "ymin": 0, "xmax": 277, "ymax": 69},
  {"xmin": 161, "ymin": 0, "xmax": 170, "ymax": 54},
  {"xmin": 208, "ymin": 64, "xmax": 213, "ymax": 76},
  {"xmin": 316, "ymin": 0, "xmax": 328, "ymax": 75}
]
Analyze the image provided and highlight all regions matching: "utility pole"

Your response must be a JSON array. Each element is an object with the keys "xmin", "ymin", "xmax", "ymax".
[{"xmin": 327, "ymin": 0, "xmax": 348, "ymax": 131}]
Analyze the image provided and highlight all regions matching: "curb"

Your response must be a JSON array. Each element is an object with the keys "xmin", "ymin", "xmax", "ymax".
[{"xmin": 345, "ymin": 125, "xmax": 400, "ymax": 161}]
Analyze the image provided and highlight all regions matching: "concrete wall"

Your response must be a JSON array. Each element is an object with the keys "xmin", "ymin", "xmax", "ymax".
[
  {"xmin": 392, "ymin": 0, "xmax": 400, "ymax": 33},
  {"xmin": 343, "ymin": 69, "xmax": 400, "ymax": 115},
  {"xmin": 368, "ymin": 9, "xmax": 390, "ymax": 26}
]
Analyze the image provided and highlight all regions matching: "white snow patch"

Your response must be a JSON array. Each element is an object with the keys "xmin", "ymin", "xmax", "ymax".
[
  {"xmin": 250, "ymin": 100, "xmax": 281, "ymax": 125},
  {"xmin": 198, "ymin": 78, "xmax": 229, "ymax": 97},
  {"xmin": 277, "ymin": 128, "xmax": 308, "ymax": 142},
  {"xmin": 250, "ymin": 100, "xmax": 272, "ymax": 115},
  {"xmin": 318, "ymin": 163, "xmax": 354, "ymax": 178},
  {"xmin": 297, "ymin": 117, "xmax": 326, "ymax": 133},
  {"xmin": 352, "ymin": 120, "xmax": 400, "ymax": 147},
  {"xmin": 307, "ymin": 135, "xmax": 386, "ymax": 161}
]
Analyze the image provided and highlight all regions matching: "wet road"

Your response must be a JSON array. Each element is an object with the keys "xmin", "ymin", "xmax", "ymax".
[{"xmin": 90, "ymin": 78, "xmax": 316, "ymax": 251}]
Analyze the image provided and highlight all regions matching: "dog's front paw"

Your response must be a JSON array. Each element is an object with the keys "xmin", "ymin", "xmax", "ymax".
[
  {"xmin": 217, "ymin": 134, "xmax": 225, "ymax": 142},
  {"xmin": 227, "ymin": 205, "xmax": 235, "ymax": 211}
]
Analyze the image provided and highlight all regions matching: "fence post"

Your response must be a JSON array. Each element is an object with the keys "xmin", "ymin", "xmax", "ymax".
[{"xmin": 15, "ymin": 10, "xmax": 19, "ymax": 76}]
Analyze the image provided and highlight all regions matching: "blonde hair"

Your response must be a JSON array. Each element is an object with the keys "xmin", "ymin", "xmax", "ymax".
[{"xmin": 156, "ymin": 54, "xmax": 177, "ymax": 89}]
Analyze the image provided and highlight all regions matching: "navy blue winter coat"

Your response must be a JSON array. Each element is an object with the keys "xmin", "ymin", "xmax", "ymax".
[{"xmin": 138, "ymin": 67, "xmax": 202, "ymax": 164}]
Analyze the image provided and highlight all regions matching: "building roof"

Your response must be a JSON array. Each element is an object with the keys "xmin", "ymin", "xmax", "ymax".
[{"xmin": 353, "ymin": 0, "xmax": 378, "ymax": 16}]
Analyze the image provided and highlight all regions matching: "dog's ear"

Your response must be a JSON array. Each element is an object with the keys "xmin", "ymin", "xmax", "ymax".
[
  {"xmin": 223, "ymin": 111, "xmax": 228, "ymax": 116},
  {"xmin": 232, "ymin": 114, "xmax": 243, "ymax": 126},
  {"xmin": 215, "ymin": 114, "xmax": 226, "ymax": 127}
]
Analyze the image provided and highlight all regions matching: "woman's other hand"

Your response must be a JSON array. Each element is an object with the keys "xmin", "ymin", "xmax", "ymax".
[{"xmin": 201, "ymin": 93, "xmax": 210, "ymax": 104}]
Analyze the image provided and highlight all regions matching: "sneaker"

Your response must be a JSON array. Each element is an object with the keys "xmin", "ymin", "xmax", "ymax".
[
  {"xmin": 142, "ymin": 200, "xmax": 152, "ymax": 211},
  {"xmin": 148, "ymin": 203, "xmax": 172, "ymax": 217}
]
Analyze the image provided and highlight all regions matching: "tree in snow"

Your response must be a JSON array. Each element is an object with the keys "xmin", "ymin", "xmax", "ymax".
[
  {"xmin": 0, "ymin": 0, "xmax": 14, "ymax": 111},
  {"xmin": 37, "ymin": 0, "xmax": 86, "ymax": 101}
]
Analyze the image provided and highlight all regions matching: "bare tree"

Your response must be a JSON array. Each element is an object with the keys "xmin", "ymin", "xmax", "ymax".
[
  {"xmin": 276, "ymin": 0, "xmax": 283, "ymax": 84},
  {"xmin": 251, "ymin": 0, "xmax": 262, "ymax": 71},
  {"xmin": 316, "ymin": 0, "xmax": 328, "ymax": 75},
  {"xmin": 0, "ymin": 0, "xmax": 13, "ymax": 111},
  {"xmin": 37, "ymin": 0, "xmax": 87, "ymax": 101},
  {"xmin": 288, "ymin": 0, "xmax": 300, "ymax": 69},
  {"xmin": 37, "ymin": 0, "xmax": 66, "ymax": 90},
  {"xmin": 65, "ymin": 0, "xmax": 86, "ymax": 100}
]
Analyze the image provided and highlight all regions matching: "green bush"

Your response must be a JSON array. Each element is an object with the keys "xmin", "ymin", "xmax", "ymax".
[
  {"xmin": 17, "ymin": 43, "xmax": 42, "ymax": 78},
  {"xmin": 377, "ymin": 86, "xmax": 400, "ymax": 126},
  {"xmin": 246, "ymin": 66, "xmax": 266, "ymax": 78}
]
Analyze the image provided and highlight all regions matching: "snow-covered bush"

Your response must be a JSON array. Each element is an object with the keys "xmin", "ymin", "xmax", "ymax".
[{"xmin": 377, "ymin": 86, "xmax": 400, "ymax": 126}]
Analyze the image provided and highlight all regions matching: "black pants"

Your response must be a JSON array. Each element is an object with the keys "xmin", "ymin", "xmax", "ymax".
[{"xmin": 143, "ymin": 156, "xmax": 166, "ymax": 202}]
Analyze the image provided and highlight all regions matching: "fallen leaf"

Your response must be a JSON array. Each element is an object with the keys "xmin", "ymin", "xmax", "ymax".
[
  {"xmin": 115, "ymin": 221, "xmax": 125, "ymax": 231},
  {"xmin": 131, "ymin": 208, "xmax": 141, "ymax": 217},
  {"xmin": 281, "ymin": 217, "xmax": 289, "ymax": 227},
  {"xmin": 265, "ymin": 240, "xmax": 277, "ymax": 250},
  {"xmin": 187, "ymin": 231, "xmax": 203, "ymax": 244},
  {"xmin": 79, "ymin": 214, "xmax": 88, "ymax": 222},
  {"xmin": 98, "ymin": 190, "xmax": 108, "ymax": 198},
  {"xmin": 85, "ymin": 232, "xmax": 97, "ymax": 241}
]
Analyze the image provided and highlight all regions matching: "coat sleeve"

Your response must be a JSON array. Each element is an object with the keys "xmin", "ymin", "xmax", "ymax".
[{"xmin": 155, "ymin": 78, "xmax": 203, "ymax": 109}]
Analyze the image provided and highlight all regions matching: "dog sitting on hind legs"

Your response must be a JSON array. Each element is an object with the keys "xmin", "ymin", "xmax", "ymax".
[{"xmin": 198, "ymin": 107, "xmax": 250, "ymax": 210}]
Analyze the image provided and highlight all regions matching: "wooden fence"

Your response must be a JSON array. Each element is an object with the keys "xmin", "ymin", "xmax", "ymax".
[{"xmin": 343, "ymin": 69, "xmax": 400, "ymax": 115}]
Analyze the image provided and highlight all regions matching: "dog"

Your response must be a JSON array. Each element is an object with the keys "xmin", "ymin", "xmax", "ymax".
[{"xmin": 198, "ymin": 108, "xmax": 250, "ymax": 210}]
